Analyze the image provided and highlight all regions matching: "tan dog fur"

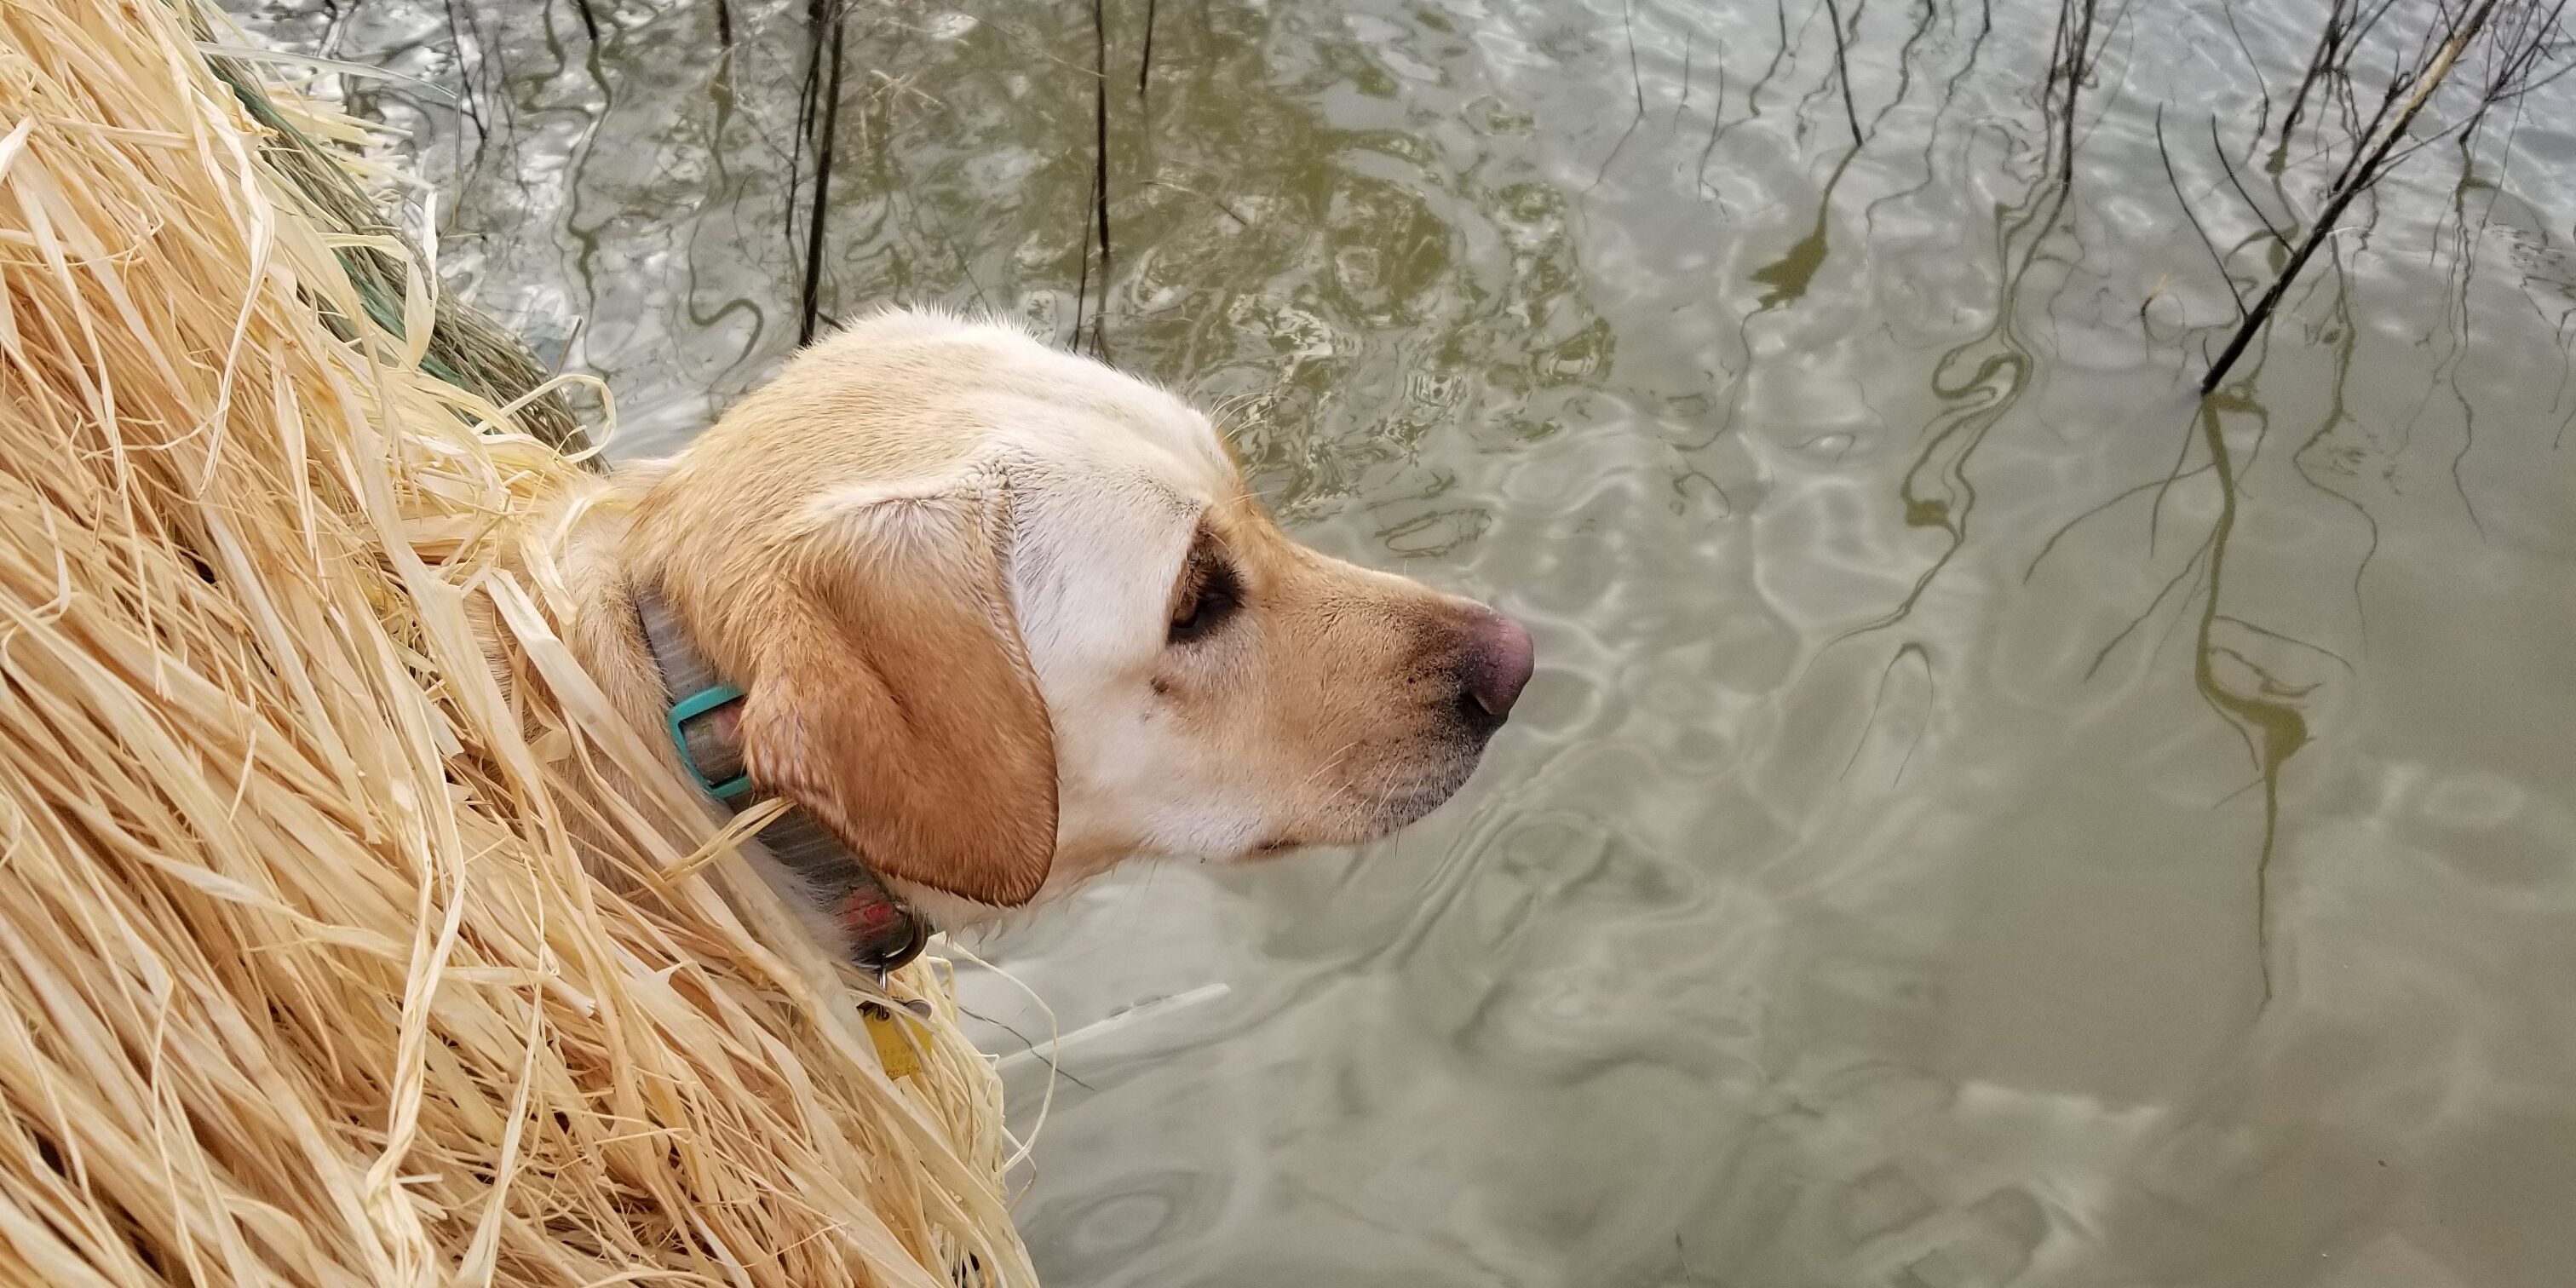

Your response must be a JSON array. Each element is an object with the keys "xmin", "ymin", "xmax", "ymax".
[{"xmin": 539, "ymin": 309, "xmax": 1526, "ymax": 952}]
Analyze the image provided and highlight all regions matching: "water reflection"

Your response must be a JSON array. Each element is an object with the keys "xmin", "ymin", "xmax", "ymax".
[{"xmin": 227, "ymin": 0, "xmax": 2576, "ymax": 1282}]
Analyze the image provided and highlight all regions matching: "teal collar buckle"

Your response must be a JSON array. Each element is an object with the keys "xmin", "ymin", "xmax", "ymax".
[
  {"xmin": 665, "ymin": 683, "xmax": 753, "ymax": 801},
  {"xmin": 634, "ymin": 585, "xmax": 933, "ymax": 978}
]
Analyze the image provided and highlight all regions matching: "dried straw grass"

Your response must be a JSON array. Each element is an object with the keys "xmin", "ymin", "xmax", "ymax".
[{"xmin": 0, "ymin": 3, "xmax": 1033, "ymax": 1284}]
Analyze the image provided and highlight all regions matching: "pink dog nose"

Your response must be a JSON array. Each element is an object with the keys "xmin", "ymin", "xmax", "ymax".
[{"xmin": 1463, "ymin": 612, "xmax": 1535, "ymax": 719}]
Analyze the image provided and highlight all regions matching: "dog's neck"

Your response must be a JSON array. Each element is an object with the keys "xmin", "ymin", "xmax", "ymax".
[
  {"xmin": 630, "ymin": 583, "xmax": 933, "ymax": 973},
  {"xmin": 543, "ymin": 463, "xmax": 1144, "ymax": 941}
]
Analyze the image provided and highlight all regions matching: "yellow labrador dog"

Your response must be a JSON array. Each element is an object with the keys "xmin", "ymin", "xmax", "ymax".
[{"xmin": 545, "ymin": 309, "xmax": 1531, "ymax": 967}]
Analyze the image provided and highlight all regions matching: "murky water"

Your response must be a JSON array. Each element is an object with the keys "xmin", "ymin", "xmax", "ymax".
[{"xmin": 227, "ymin": 0, "xmax": 2576, "ymax": 1282}]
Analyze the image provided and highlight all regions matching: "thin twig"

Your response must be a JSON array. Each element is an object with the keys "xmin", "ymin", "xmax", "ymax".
[
  {"xmin": 2210, "ymin": 116, "xmax": 2288, "ymax": 246},
  {"xmin": 2158, "ymin": 107, "xmax": 2246, "ymax": 319},
  {"xmin": 2055, "ymin": 0, "xmax": 2102, "ymax": 190},
  {"xmin": 1821, "ymin": 0, "xmax": 1864, "ymax": 146},
  {"xmin": 798, "ymin": 0, "xmax": 845, "ymax": 345},
  {"xmin": 1140, "ymin": 0, "xmax": 1158, "ymax": 98},
  {"xmin": 2277, "ymin": 0, "xmax": 2356, "ymax": 153},
  {"xmin": 1624, "ymin": 0, "xmax": 1647, "ymax": 118},
  {"xmin": 442, "ymin": 0, "xmax": 489, "ymax": 143},
  {"xmin": 2202, "ymin": 0, "xmax": 2503, "ymax": 394},
  {"xmin": 2222, "ymin": 3, "xmax": 2274, "ymax": 142},
  {"xmin": 1072, "ymin": 0, "xmax": 1113, "ymax": 356}
]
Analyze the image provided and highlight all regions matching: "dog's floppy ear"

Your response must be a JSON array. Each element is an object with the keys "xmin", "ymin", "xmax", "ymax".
[{"xmin": 736, "ymin": 474, "xmax": 1056, "ymax": 906}]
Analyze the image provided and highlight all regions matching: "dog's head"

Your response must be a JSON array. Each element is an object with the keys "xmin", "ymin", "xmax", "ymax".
[{"xmin": 620, "ymin": 310, "xmax": 1531, "ymax": 913}]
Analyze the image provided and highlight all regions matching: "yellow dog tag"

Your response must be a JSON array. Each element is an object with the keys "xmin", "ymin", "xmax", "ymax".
[{"xmin": 860, "ymin": 1002, "xmax": 923, "ymax": 1080}]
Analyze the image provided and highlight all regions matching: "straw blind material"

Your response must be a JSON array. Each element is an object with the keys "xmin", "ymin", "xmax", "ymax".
[{"xmin": 0, "ymin": 3, "xmax": 1032, "ymax": 1284}]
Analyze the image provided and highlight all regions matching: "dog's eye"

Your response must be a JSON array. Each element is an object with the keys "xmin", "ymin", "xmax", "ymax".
[{"xmin": 1168, "ymin": 546, "xmax": 1241, "ymax": 646}]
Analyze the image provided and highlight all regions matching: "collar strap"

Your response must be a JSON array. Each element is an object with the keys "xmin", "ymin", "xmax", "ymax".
[{"xmin": 632, "ymin": 587, "xmax": 932, "ymax": 975}]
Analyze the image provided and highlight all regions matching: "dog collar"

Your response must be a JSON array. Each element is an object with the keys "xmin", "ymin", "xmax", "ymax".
[{"xmin": 631, "ymin": 586, "xmax": 932, "ymax": 976}]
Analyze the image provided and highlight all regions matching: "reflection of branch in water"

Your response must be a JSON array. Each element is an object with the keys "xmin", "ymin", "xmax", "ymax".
[
  {"xmin": 2035, "ymin": 391, "xmax": 2302, "ymax": 1007},
  {"xmin": 1838, "ymin": 641, "xmax": 1935, "ymax": 785},
  {"xmin": 2060, "ymin": 253, "xmax": 2401, "ymax": 1013},
  {"xmin": 1747, "ymin": 145, "xmax": 1863, "ymax": 310},
  {"xmin": 2216, "ymin": 617, "xmax": 2357, "ymax": 677},
  {"xmin": 1692, "ymin": 43, "xmax": 1730, "ymax": 198},
  {"xmin": 2021, "ymin": 457, "xmax": 2213, "ymax": 586},
  {"xmin": 2274, "ymin": 0, "xmax": 2397, "ymax": 166},
  {"xmin": 1587, "ymin": 0, "xmax": 1652, "ymax": 190},
  {"xmin": 2284, "ymin": 241, "xmax": 2383, "ymax": 645},
  {"xmin": 2064, "ymin": 384, "xmax": 2345, "ymax": 1009},
  {"xmin": 1624, "ymin": 0, "xmax": 1648, "ymax": 119},
  {"xmin": 1807, "ymin": 0, "xmax": 2167, "ymax": 715},
  {"xmin": 1868, "ymin": 0, "xmax": 1941, "ymax": 136},
  {"xmin": 2084, "ymin": 539, "xmax": 2210, "ymax": 681},
  {"xmin": 1859, "ymin": 0, "xmax": 1998, "ymax": 239},
  {"xmin": 1690, "ymin": 0, "xmax": 1840, "ymax": 201},
  {"xmin": 2432, "ymin": 164, "xmax": 2496, "ymax": 537},
  {"xmin": 1739, "ymin": 0, "xmax": 1805, "ymax": 130},
  {"xmin": 1760, "ymin": 0, "xmax": 2010, "ymax": 300},
  {"xmin": 1819, "ymin": 103, "xmax": 2089, "ymax": 647},
  {"xmin": 1676, "ymin": 29, "xmax": 1694, "ymax": 126},
  {"xmin": 2187, "ymin": 397, "xmax": 2308, "ymax": 1006},
  {"xmin": 2047, "ymin": 0, "xmax": 2107, "ymax": 194}
]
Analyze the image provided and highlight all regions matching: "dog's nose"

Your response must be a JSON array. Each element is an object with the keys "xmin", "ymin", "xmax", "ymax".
[{"xmin": 1461, "ymin": 612, "xmax": 1535, "ymax": 719}]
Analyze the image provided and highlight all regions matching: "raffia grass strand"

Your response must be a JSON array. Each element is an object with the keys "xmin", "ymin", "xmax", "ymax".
[{"xmin": 0, "ymin": 3, "xmax": 1030, "ymax": 1284}]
